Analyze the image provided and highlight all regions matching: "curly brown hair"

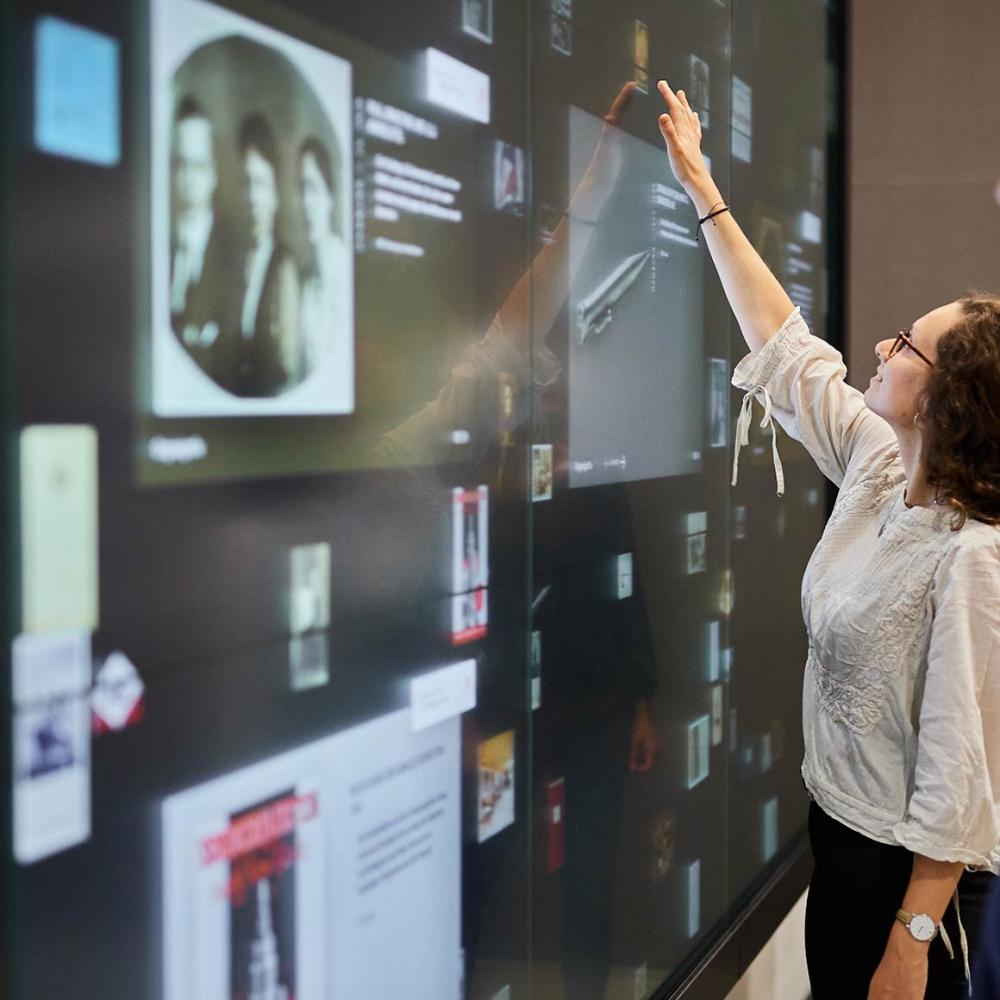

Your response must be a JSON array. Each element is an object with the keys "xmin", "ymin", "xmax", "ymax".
[{"xmin": 922, "ymin": 291, "xmax": 1000, "ymax": 529}]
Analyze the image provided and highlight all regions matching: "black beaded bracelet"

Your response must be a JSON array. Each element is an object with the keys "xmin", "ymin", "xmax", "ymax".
[{"xmin": 696, "ymin": 204, "xmax": 731, "ymax": 242}]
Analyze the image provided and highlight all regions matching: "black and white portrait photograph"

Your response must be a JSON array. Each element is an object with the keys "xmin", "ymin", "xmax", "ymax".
[
  {"xmin": 461, "ymin": 0, "xmax": 493, "ymax": 44},
  {"xmin": 151, "ymin": 0, "xmax": 354, "ymax": 416}
]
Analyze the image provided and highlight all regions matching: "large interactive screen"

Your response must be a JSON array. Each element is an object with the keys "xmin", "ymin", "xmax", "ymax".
[{"xmin": 1, "ymin": 0, "xmax": 838, "ymax": 997}]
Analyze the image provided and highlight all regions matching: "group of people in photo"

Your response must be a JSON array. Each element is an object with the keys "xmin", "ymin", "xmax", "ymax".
[{"xmin": 169, "ymin": 96, "xmax": 346, "ymax": 398}]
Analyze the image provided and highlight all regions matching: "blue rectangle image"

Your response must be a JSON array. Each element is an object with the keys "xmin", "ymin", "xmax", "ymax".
[{"xmin": 35, "ymin": 17, "xmax": 120, "ymax": 166}]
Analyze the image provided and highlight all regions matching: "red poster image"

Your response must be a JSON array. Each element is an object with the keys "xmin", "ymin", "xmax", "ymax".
[
  {"xmin": 225, "ymin": 790, "xmax": 309, "ymax": 1000},
  {"xmin": 451, "ymin": 486, "xmax": 489, "ymax": 644}
]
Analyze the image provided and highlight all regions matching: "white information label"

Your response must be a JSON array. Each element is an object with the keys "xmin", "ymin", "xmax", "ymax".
[
  {"xmin": 425, "ymin": 48, "xmax": 491, "ymax": 124},
  {"xmin": 411, "ymin": 658, "xmax": 478, "ymax": 731}
]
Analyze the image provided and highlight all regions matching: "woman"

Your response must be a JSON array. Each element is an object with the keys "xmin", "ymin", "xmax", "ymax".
[
  {"xmin": 215, "ymin": 112, "xmax": 300, "ymax": 398},
  {"xmin": 298, "ymin": 135, "xmax": 348, "ymax": 380},
  {"xmin": 656, "ymin": 80, "xmax": 999, "ymax": 999}
]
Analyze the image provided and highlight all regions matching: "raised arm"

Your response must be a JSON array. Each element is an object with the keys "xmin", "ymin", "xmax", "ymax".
[
  {"xmin": 656, "ymin": 79, "xmax": 793, "ymax": 355},
  {"xmin": 655, "ymin": 78, "xmax": 897, "ymax": 491}
]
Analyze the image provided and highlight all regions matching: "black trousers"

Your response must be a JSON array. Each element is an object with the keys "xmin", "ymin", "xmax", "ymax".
[{"xmin": 806, "ymin": 800, "xmax": 996, "ymax": 999}]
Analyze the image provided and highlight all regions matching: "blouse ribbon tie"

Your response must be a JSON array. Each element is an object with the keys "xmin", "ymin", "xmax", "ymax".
[{"xmin": 731, "ymin": 386, "xmax": 785, "ymax": 497}]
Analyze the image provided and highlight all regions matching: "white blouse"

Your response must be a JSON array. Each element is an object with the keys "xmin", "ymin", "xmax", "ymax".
[{"xmin": 732, "ymin": 306, "xmax": 1000, "ymax": 874}]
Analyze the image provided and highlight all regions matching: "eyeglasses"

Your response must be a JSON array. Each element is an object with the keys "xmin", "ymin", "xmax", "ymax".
[{"xmin": 887, "ymin": 327, "xmax": 935, "ymax": 368}]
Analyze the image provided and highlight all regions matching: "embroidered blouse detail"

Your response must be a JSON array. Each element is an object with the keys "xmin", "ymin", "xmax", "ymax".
[{"xmin": 731, "ymin": 307, "xmax": 1000, "ymax": 876}]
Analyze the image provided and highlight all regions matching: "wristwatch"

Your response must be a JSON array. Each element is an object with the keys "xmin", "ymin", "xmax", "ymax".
[{"xmin": 895, "ymin": 909, "xmax": 939, "ymax": 942}]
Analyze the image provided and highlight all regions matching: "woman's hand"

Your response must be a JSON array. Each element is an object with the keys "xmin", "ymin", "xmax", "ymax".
[
  {"xmin": 866, "ymin": 937, "xmax": 929, "ymax": 1000},
  {"xmin": 574, "ymin": 80, "xmax": 636, "ymax": 216},
  {"xmin": 656, "ymin": 79, "xmax": 709, "ymax": 192}
]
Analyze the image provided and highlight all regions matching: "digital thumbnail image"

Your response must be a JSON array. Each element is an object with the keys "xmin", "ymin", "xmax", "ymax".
[
  {"xmin": 451, "ymin": 486, "xmax": 489, "ymax": 644},
  {"xmin": 710, "ymin": 686, "xmax": 724, "ymax": 746},
  {"xmin": 91, "ymin": 651, "xmax": 146, "ymax": 732},
  {"xmin": 290, "ymin": 631, "xmax": 330, "ymax": 691},
  {"xmin": 531, "ymin": 630, "xmax": 542, "ymax": 710},
  {"xmin": 686, "ymin": 715, "xmax": 710, "ymax": 789},
  {"xmin": 704, "ymin": 620, "xmax": 720, "ymax": 682},
  {"xmin": 290, "ymin": 542, "xmax": 331, "ymax": 635},
  {"xmin": 615, "ymin": 552, "xmax": 634, "ymax": 599},
  {"xmin": 289, "ymin": 541, "xmax": 331, "ymax": 689},
  {"xmin": 228, "ymin": 793, "xmax": 298, "ymax": 1000},
  {"xmin": 531, "ymin": 444, "xmax": 553, "ymax": 501},
  {"xmin": 462, "ymin": 0, "xmax": 493, "ymax": 44},
  {"xmin": 731, "ymin": 77, "xmax": 752, "ymax": 138},
  {"xmin": 686, "ymin": 859, "xmax": 701, "ymax": 938},
  {"xmin": 19, "ymin": 700, "xmax": 78, "ymax": 779},
  {"xmin": 649, "ymin": 809, "xmax": 676, "ymax": 883},
  {"xmin": 12, "ymin": 631, "xmax": 92, "ymax": 864},
  {"xmin": 162, "ymin": 710, "xmax": 464, "ymax": 999},
  {"xmin": 452, "ymin": 588, "xmax": 488, "ymax": 646},
  {"xmin": 688, "ymin": 55, "xmax": 710, "ymax": 128},
  {"xmin": 493, "ymin": 141, "xmax": 525, "ymax": 215},
  {"xmin": 550, "ymin": 0, "xmax": 572, "ymax": 57},
  {"xmin": 477, "ymin": 730, "xmax": 515, "ymax": 842},
  {"xmin": 683, "ymin": 511, "xmax": 707, "ymax": 574},
  {"xmin": 716, "ymin": 568, "xmax": 734, "ymax": 616},
  {"xmin": 633, "ymin": 21, "xmax": 649, "ymax": 94},
  {"xmin": 707, "ymin": 358, "xmax": 729, "ymax": 447},
  {"xmin": 151, "ymin": 0, "xmax": 354, "ymax": 417},
  {"xmin": 162, "ymin": 769, "xmax": 326, "ymax": 1000},
  {"xmin": 546, "ymin": 777, "xmax": 564, "ymax": 873}
]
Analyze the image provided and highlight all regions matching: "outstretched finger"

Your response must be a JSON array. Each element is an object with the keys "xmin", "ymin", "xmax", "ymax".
[
  {"xmin": 604, "ymin": 80, "xmax": 636, "ymax": 126},
  {"xmin": 657, "ymin": 79, "xmax": 683, "ymax": 118}
]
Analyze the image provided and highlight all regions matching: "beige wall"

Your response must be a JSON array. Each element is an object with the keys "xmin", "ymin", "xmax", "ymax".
[
  {"xmin": 725, "ymin": 892, "xmax": 810, "ymax": 1000},
  {"xmin": 847, "ymin": 1, "xmax": 1000, "ymax": 389}
]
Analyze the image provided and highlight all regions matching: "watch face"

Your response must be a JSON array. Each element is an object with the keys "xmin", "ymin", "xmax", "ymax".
[{"xmin": 910, "ymin": 914, "xmax": 937, "ymax": 941}]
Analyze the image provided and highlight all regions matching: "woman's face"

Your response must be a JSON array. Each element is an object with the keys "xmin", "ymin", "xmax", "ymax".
[
  {"xmin": 243, "ymin": 147, "xmax": 278, "ymax": 246},
  {"xmin": 864, "ymin": 301, "xmax": 963, "ymax": 427},
  {"xmin": 300, "ymin": 151, "xmax": 334, "ymax": 245}
]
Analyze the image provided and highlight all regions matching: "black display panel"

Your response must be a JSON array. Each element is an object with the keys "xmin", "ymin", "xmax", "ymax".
[{"xmin": 1, "ymin": 0, "xmax": 840, "ymax": 997}]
